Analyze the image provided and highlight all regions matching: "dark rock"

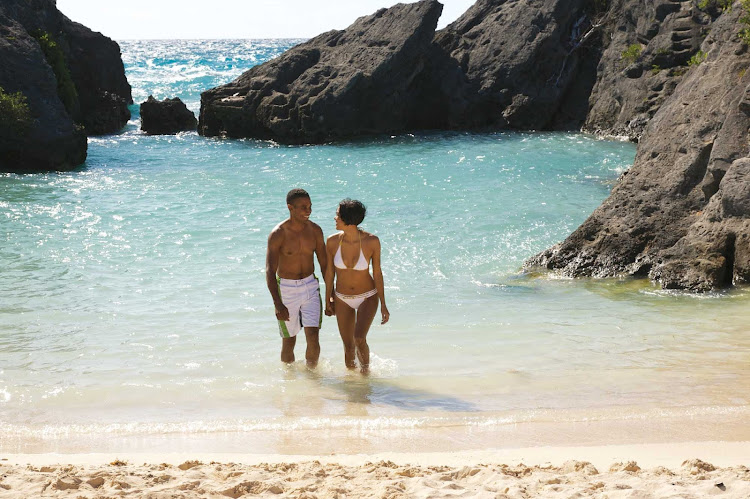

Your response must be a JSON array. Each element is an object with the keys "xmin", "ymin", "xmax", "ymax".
[
  {"xmin": 0, "ymin": 9, "xmax": 86, "ymax": 172},
  {"xmin": 528, "ymin": 7, "xmax": 750, "ymax": 291},
  {"xmin": 140, "ymin": 96, "xmax": 197, "ymax": 135},
  {"xmin": 0, "ymin": 0, "xmax": 131, "ymax": 172},
  {"xmin": 434, "ymin": 0, "xmax": 593, "ymax": 130},
  {"xmin": 61, "ymin": 17, "xmax": 133, "ymax": 134},
  {"xmin": 583, "ymin": 0, "xmax": 711, "ymax": 141},
  {"xmin": 199, "ymin": 0, "xmax": 467, "ymax": 143}
]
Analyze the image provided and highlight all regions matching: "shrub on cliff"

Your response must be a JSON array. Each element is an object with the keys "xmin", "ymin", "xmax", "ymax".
[
  {"xmin": 621, "ymin": 44, "xmax": 642, "ymax": 64},
  {"xmin": 0, "ymin": 86, "xmax": 32, "ymax": 138},
  {"xmin": 32, "ymin": 31, "xmax": 79, "ymax": 116}
]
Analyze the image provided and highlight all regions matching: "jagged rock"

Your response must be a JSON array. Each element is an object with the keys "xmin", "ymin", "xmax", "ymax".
[
  {"xmin": 61, "ymin": 17, "xmax": 133, "ymax": 134},
  {"xmin": 583, "ymin": 0, "xmax": 711, "ymax": 141},
  {"xmin": 434, "ymin": 0, "xmax": 596, "ymax": 130},
  {"xmin": 527, "ymin": 7, "xmax": 750, "ymax": 291},
  {"xmin": 0, "ymin": 10, "xmax": 86, "ymax": 172},
  {"xmin": 0, "ymin": 0, "xmax": 132, "ymax": 172},
  {"xmin": 140, "ymin": 96, "xmax": 197, "ymax": 135},
  {"xmin": 199, "ymin": 0, "xmax": 466, "ymax": 143}
]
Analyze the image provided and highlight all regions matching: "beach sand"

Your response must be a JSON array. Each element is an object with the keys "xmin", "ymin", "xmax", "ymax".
[{"xmin": 2, "ymin": 442, "xmax": 749, "ymax": 498}]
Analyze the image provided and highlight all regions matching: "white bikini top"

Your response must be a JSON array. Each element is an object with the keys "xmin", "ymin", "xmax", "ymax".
[{"xmin": 334, "ymin": 232, "xmax": 369, "ymax": 271}]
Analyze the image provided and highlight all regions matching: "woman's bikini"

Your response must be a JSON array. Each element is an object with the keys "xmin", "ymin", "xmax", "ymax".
[{"xmin": 334, "ymin": 231, "xmax": 377, "ymax": 310}]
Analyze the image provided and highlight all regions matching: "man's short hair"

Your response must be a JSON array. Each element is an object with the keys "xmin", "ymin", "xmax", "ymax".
[
  {"xmin": 286, "ymin": 188, "xmax": 310, "ymax": 205},
  {"xmin": 338, "ymin": 198, "xmax": 366, "ymax": 226}
]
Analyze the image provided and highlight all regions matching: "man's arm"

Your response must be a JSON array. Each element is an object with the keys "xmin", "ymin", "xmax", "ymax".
[
  {"xmin": 313, "ymin": 224, "xmax": 327, "ymax": 278},
  {"xmin": 266, "ymin": 227, "xmax": 289, "ymax": 321}
]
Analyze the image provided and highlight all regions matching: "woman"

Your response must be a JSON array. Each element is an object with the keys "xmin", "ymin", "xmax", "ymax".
[{"xmin": 324, "ymin": 198, "xmax": 389, "ymax": 373}]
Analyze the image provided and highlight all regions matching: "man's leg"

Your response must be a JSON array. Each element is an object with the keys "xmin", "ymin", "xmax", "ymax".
[
  {"xmin": 281, "ymin": 336, "xmax": 296, "ymax": 363},
  {"xmin": 303, "ymin": 327, "xmax": 320, "ymax": 367}
]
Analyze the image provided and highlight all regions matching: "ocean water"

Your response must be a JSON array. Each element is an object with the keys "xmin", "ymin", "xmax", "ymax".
[{"xmin": 1, "ymin": 40, "xmax": 749, "ymax": 454}]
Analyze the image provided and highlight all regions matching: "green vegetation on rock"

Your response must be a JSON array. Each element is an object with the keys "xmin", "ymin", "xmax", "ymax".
[
  {"xmin": 0, "ymin": 86, "xmax": 32, "ymax": 138},
  {"xmin": 740, "ymin": 0, "xmax": 750, "ymax": 45},
  {"xmin": 621, "ymin": 44, "xmax": 642, "ymax": 64},
  {"xmin": 651, "ymin": 65, "xmax": 661, "ymax": 75},
  {"xmin": 688, "ymin": 50, "xmax": 707, "ymax": 66},
  {"xmin": 31, "ymin": 31, "xmax": 79, "ymax": 116},
  {"xmin": 697, "ymin": 0, "xmax": 732, "ymax": 11}
]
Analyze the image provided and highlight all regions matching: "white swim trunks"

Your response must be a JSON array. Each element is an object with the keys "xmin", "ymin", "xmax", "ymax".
[{"xmin": 276, "ymin": 274, "xmax": 322, "ymax": 338}]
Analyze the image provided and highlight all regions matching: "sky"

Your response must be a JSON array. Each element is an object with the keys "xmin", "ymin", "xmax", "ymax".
[{"xmin": 56, "ymin": 0, "xmax": 476, "ymax": 40}]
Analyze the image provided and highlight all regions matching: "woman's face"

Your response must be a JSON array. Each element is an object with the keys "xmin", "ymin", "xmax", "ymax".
[{"xmin": 334, "ymin": 207, "xmax": 344, "ymax": 230}]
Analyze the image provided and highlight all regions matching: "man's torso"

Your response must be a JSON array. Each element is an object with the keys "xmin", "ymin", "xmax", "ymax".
[{"xmin": 276, "ymin": 221, "xmax": 318, "ymax": 279}]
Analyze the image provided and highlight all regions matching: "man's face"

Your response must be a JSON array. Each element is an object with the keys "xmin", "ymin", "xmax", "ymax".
[{"xmin": 288, "ymin": 197, "xmax": 312, "ymax": 222}]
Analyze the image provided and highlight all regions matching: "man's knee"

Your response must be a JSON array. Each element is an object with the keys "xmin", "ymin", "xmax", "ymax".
[{"xmin": 282, "ymin": 336, "xmax": 296, "ymax": 351}]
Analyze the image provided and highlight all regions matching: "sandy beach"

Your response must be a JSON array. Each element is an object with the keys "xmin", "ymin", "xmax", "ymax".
[{"xmin": 2, "ymin": 442, "xmax": 749, "ymax": 498}]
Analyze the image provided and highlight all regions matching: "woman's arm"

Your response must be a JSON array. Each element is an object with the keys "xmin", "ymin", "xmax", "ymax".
[
  {"xmin": 324, "ymin": 235, "xmax": 337, "ymax": 316},
  {"xmin": 371, "ymin": 235, "xmax": 390, "ymax": 325}
]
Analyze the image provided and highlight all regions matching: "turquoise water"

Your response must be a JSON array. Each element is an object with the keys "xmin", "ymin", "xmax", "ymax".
[{"xmin": 1, "ymin": 40, "xmax": 749, "ymax": 454}]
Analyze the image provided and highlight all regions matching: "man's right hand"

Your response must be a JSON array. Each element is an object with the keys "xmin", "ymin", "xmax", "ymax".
[
  {"xmin": 325, "ymin": 300, "xmax": 335, "ymax": 317},
  {"xmin": 275, "ymin": 303, "xmax": 290, "ymax": 322}
]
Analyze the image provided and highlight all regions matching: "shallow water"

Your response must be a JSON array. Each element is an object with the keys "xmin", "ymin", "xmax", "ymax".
[{"xmin": 1, "ymin": 40, "xmax": 748, "ymax": 454}]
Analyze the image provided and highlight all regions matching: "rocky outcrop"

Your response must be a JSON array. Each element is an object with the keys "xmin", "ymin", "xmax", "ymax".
[
  {"xmin": 434, "ymin": 0, "xmax": 596, "ymax": 130},
  {"xmin": 140, "ymin": 96, "xmax": 197, "ymax": 135},
  {"xmin": 199, "ymin": 0, "xmax": 467, "ymax": 143},
  {"xmin": 528, "ymin": 6, "xmax": 750, "ymax": 291},
  {"xmin": 199, "ymin": 0, "xmax": 607, "ymax": 141},
  {"xmin": 0, "ymin": 9, "xmax": 86, "ymax": 172},
  {"xmin": 0, "ymin": 0, "xmax": 132, "ymax": 173},
  {"xmin": 62, "ymin": 18, "xmax": 133, "ymax": 134},
  {"xmin": 199, "ymin": 0, "xmax": 749, "ymax": 290},
  {"xmin": 582, "ymin": 0, "xmax": 712, "ymax": 140}
]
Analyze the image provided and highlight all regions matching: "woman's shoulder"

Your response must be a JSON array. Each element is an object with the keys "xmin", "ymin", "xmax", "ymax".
[
  {"xmin": 326, "ymin": 231, "xmax": 344, "ymax": 245},
  {"xmin": 360, "ymin": 230, "xmax": 380, "ymax": 246}
]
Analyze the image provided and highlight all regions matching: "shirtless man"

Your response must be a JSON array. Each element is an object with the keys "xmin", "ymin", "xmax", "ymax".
[{"xmin": 266, "ymin": 189, "xmax": 327, "ymax": 366}]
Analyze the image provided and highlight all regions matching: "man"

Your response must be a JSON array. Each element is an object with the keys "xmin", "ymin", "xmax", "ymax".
[{"xmin": 266, "ymin": 188, "xmax": 327, "ymax": 366}]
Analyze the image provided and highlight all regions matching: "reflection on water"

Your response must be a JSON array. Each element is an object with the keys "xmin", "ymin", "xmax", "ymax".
[{"xmin": 324, "ymin": 378, "xmax": 478, "ymax": 412}]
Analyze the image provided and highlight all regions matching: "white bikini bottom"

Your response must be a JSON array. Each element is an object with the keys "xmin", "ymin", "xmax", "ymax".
[{"xmin": 335, "ymin": 289, "xmax": 377, "ymax": 310}]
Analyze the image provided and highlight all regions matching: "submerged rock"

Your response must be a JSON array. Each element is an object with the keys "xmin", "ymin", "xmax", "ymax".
[
  {"xmin": 199, "ymin": 0, "xmax": 466, "ymax": 143},
  {"xmin": 0, "ymin": 0, "xmax": 132, "ymax": 173},
  {"xmin": 527, "ymin": 7, "xmax": 750, "ymax": 291},
  {"xmin": 140, "ymin": 96, "xmax": 197, "ymax": 135}
]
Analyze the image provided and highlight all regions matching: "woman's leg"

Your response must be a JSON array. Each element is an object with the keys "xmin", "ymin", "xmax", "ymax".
[
  {"xmin": 334, "ymin": 295, "xmax": 357, "ymax": 369},
  {"xmin": 353, "ymin": 294, "xmax": 379, "ymax": 373}
]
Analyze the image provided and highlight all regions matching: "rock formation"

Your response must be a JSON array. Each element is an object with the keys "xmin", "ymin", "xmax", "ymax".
[
  {"xmin": 433, "ymin": 0, "xmax": 595, "ymax": 130},
  {"xmin": 140, "ymin": 96, "xmax": 197, "ymax": 135},
  {"xmin": 199, "ymin": 0, "xmax": 611, "ymax": 141},
  {"xmin": 199, "ymin": 0, "xmax": 467, "ymax": 143},
  {"xmin": 582, "ymin": 0, "xmax": 713, "ymax": 140},
  {"xmin": 0, "ymin": 0, "xmax": 132, "ymax": 173},
  {"xmin": 202, "ymin": 0, "xmax": 750, "ymax": 290},
  {"xmin": 528, "ymin": 5, "xmax": 750, "ymax": 291}
]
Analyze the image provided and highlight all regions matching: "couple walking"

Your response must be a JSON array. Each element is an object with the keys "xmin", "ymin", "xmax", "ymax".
[{"xmin": 265, "ymin": 188, "xmax": 390, "ymax": 373}]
